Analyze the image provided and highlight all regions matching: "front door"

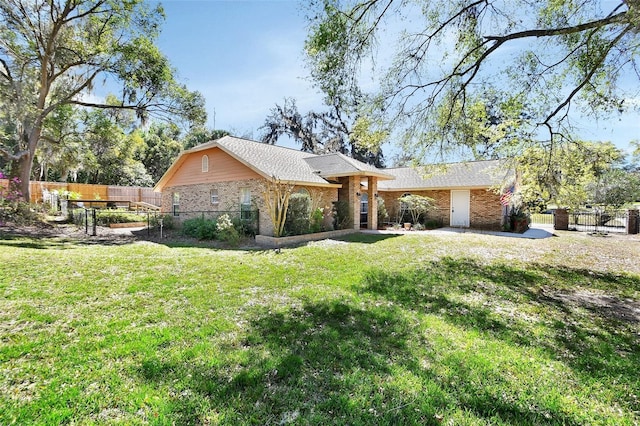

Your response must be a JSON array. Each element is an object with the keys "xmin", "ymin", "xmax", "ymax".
[{"xmin": 450, "ymin": 190, "xmax": 470, "ymax": 227}]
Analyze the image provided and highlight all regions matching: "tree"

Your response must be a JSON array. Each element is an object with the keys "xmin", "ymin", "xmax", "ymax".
[
  {"xmin": 305, "ymin": 1, "xmax": 639, "ymax": 160},
  {"xmin": 76, "ymin": 108, "xmax": 152, "ymax": 186},
  {"xmin": 518, "ymin": 141, "xmax": 624, "ymax": 209},
  {"xmin": 260, "ymin": 178, "xmax": 295, "ymax": 237},
  {"xmin": 0, "ymin": 0, "xmax": 206, "ymax": 201},
  {"xmin": 398, "ymin": 194, "xmax": 435, "ymax": 225},
  {"xmin": 139, "ymin": 123, "xmax": 183, "ymax": 184},
  {"xmin": 260, "ymin": 97, "xmax": 386, "ymax": 167},
  {"xmin": 33, "ymin": 103, "xmax": 84, "ymax": 181},
  {"xmin": 182, "ymin": 127, "xmax": 230, "ymax": 150},
  {"xmin": 587, "ymin": 168, "xmax": 640, "ymax": 209}
]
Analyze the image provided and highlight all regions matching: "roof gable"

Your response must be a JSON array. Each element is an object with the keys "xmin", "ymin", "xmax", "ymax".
[
  {"xmin": 304, "ymin": 153, "xmax": 393, "ymax": 180},
  {"xmin": 155, "ymin": 135, "xmax": 514, "ymax": 194}
]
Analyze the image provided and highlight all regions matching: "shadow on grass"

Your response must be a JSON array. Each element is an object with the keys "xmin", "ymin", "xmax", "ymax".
[
  {"xmin": 135, "ymin": 297, "xmax": 598, "ymax": 425},
  {"xmin": 0, "ymin": 232, "xmax": 138, "ymax": 249},
  {"xmin": 137, "ymin": 301, "xmax": 439, "ymax": 424},
  {"xmin": 335, "ymin": 232, "xmax": 403, "ymax": 244},
  {"xmin": 360, "ymin": 258, "xmax": 640, "ymax": 399}
]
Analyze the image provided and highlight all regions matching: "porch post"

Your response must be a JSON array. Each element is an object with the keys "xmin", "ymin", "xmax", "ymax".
[
  {"xmin": 627, "ymin": 209, "xmax": 639, "ymax": 235},
  {"xmin": 554, "ymin": 208, "xmax": 568, "ymax": 231},
  {"xmin": 349, "ymin": 176, "xmax": 360, "ymax": 230},
  {"xmin": 367, "ymin": 177, "xmax": 378, "ymax": 230}
]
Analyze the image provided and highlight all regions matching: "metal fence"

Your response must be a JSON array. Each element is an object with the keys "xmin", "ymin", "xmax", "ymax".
[
  {"xmin": 530, "ymin": 213, "xmax": 554, "ymax": 226},
  {"xmin": 567, "ymin": 210, "xmax": 628, "ymax": 234},
  {"xmin": 529, "ymin": 210, "xmax": 633, "ymax": 234}
]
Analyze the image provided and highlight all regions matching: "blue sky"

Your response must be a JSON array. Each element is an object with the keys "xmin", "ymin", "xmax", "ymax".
[
  {"xmin": 156, "ymin": 1, "xmax": 320, "ymax": 143},
  {"xmin": 153, "ymin": 0, "xmax": 639, "ymax": 158}
]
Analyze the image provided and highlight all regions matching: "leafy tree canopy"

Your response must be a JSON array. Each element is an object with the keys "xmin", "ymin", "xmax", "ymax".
[
  {"xmin": 518, "ymin": 141, "xmax": 626, "ymax": 209},
  {"xmin": 305, "ymin": 0, "xmax": 639, "ymax": 161},
  {"xmin": 0, "ymin": 0, "xmax": 206, "ymax": 200},
  {"xmin": 260, "ymin": 97, "xmax": 386, "ymax": 167}
]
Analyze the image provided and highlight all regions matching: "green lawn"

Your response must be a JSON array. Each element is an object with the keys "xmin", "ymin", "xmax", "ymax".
[{"xmin": 1, "ymin": 230, "xmax": 639, "ymax": 425}]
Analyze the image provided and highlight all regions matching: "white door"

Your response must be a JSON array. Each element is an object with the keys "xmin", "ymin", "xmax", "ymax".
[{"xmin": 450, "ymin": 190, "xmax": 470, "ymax": 227}]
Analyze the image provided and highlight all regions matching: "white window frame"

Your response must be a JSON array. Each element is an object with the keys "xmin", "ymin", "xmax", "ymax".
[
  {"xmin": 240, "ymin": 188, "xmax": 251, "ymax": 207},
  {"xmin": 172, "ymin": 192, "xmax": 180, "ymax": 217},
  {"xmin": 211, "ymin": 188, "xmax": 219, "ymax": 205},
  {"xmin": 202, "ymin": 155, "xmax": 209, "ymax": 172}
]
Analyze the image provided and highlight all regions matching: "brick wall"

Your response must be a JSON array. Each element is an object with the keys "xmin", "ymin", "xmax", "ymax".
[
  {"xmin": 469, "ymin": 189, "xmax": 503, "ymax": 230},
  {"xmin": 379, "ymin": 188, "xmax": 503, "ymax": 229},
  {"xmin": 161, "ymin": 179, "xmax": 337, "ymax": 236},
  {"xmin": 379, "ymin": 190, "xmax": 450, "ymax": 225}
]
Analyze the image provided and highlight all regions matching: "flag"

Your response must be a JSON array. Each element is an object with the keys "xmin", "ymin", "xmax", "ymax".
[{"xmin": 500, "ymin": 185, "xmax": 514, "ymax": 207}]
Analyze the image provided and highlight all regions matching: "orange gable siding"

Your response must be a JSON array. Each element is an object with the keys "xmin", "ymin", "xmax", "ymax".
[{"xmin": 164, "ymin": 147, "xmax": 262, "ymax": 188}]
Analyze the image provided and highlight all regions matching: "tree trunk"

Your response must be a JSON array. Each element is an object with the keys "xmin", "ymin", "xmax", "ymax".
[
  {"xmin": 9, "ymin": 153, "xmax": 34, "ymax": 203},
  {"xmin": 8, "ymin": 126, "xmax": 42, "ymax": 203}
]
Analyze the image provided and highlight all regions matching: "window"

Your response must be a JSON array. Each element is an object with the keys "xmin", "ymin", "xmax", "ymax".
[
  {"xmin": 240, "ymin": 188, "xmax": 251, "ymax": 220},
  {"xmin": 240, "ymin": 188, "xmax": 251, "ymax": 207},
  {"xmin": 360, "ymin": 193, "xmax": 368, "ymax": 214},
  {"xmin": 211, "ymin": 189, "xmax": 219, "ymax": 205},
  {"xmin": 202, "ymin": 155, "xmax": 209, "ymax": 172},
  {"xmin": 172, "ymin": 192, "xmax": 180, "ymax": 217}
]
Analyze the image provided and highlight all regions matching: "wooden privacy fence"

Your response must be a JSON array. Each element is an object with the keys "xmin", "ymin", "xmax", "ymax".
[{"xmin": 0, "ymin": 180, "xmax": 161, "ymax": 207}]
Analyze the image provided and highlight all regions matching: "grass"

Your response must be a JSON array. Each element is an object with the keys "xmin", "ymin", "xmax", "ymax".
[{"xmin": 0, "ymin": 230, "xmax": 639, "ymax": 425}]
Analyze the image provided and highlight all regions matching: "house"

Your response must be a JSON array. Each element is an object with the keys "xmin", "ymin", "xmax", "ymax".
[{"xmin": 154, "ymin": 135, "xmax": 514, "ymax": 236}]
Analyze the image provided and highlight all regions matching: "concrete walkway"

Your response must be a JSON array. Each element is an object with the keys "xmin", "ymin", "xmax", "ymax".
[{"xmin": 362, "ymin": 225, "xmax": 555, "ymax": 239}]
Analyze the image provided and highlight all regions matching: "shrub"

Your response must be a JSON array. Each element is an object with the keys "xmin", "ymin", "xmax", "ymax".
[
  {"xmin": 182, "ymin": 217, "xmax": 217, "ymax": 240},
  {"xmin": 0, "ymin": 174, "xmax": 37, "ymax": 225},
  {"xmin": 95, "ymin": 209, "xmax": 146, "ymax": 226},
  {"xmin": 151, "ymin": 214, "xmax": 175, "ymax": 230},
  {"xmin": 310, "ymin": 208, "xmax": 324, "ymax": 233},
  {"xmin": 377, "ymin": 198, "xmax": 389, "ymax": 227},
  {"xmin": 424, "ymin": 219, "xmax": 442, "ymax": 229},
  {"xmin": 232, "ymin": 216, "xmax": 257, "ymax": 237},
  {"xmin": 333, "ymin": 200, "xmax": 352, "ymax": 230},
  {"xmin": 285, "ymin": 193, "xmax": 311, "ymax": 236},
  {"xmin": 216, "ymin": 214, "xmax": 240, "ymax": 245}
]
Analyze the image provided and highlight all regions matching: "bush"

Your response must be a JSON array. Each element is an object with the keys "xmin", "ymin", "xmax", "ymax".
[
  {"xmin": 285, "ymin": 193, "xmax": 311, "ymax": 236},
  {"xmin": 232, "ymin": 216, "xmax": 257, "ymax": 237},
  {"xmin": 310, "ymin": 208, "xmax": 324, "ymax": 233},
  {"xmin": 333, "ymin": 200, "xmax": 352, "ymax": 230},
  {"xmin": 377, "ymin": 198, "xmax": 389, "ymax": 227},
  {"xmin": 151, "ymin": 214, "xmax": 175, "ymax": 230},
  {"xmin": 182, "ymin": 217, "xmax": 217, "ymax": 240},
  {"xmin": 424, "ymin": 219, "xmax": 442, "ymax": 229},
  {"xmin": 95, "ymin": 209, "xmax": 146, "ymax": 226},
  {"xmin": 216, "ymin": 214, "xmax": 239, "ymax": 246},
  {"xmin": 0, "ymin": 174, "xmax": 37, "ymax": 225}
]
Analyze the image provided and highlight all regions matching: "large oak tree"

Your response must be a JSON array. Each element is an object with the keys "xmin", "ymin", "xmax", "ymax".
[
  {"xmin": 0, "ymin": 0, "xmax": 206, "ymax": 201},
  {"xmin": 305, "ymin": 0, "xmax": 639, "ymax": 161}
]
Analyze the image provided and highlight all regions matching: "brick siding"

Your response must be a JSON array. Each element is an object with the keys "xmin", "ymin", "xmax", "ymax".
[
  {"xmin": 162, "ymin": 179, "xmax": 337, "ymax": 236},
  {"xmin": 378, "ymin": 188, "xmax": 503, "ymax": 229}
]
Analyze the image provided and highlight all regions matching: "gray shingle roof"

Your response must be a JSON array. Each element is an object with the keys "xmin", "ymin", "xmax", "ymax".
[
  {"xmin": 188, "ymin": 136, "xmax": 392, "ymax": 184},
  {"xmin": 378, "ymin": 159, "xmax": 512, "ymax": 191},
  {"xmin": 304, "ymin": 152, "xmax": 393, "ymax": 180},
  {"xmin": 213, "ymin": 136, "xmax": 329, "ymax": 184},
  {"xmin": 156, "ymin": 135, "xmax": 513, "ymax": 192}
]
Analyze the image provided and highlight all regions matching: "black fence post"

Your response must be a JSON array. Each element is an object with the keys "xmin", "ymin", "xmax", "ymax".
[
  {"xmin": 85, "ymin": 208, "xmax": 88, "ymax": 234},
  {"xmin": 92, "ymin": 208, "xmax": 97, "ymax": 236}
]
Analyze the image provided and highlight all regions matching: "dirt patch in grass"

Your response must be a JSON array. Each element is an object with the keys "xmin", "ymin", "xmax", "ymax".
[
  {"xmin": 543, "ymin": 288, "xmax": 640, "ymax": 324},
  {"xmin": 0, "ymin": 220, "xmax": 137, "ymax": 245}
]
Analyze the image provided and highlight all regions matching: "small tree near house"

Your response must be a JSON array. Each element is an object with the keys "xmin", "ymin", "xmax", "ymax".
[
  {"xmin": 398, "ymin": 194, "xmax": 435, "ymax": 225},
  {"xmin": 261, "ymin": 177, "xmax": 295, "ymax": 237}
]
